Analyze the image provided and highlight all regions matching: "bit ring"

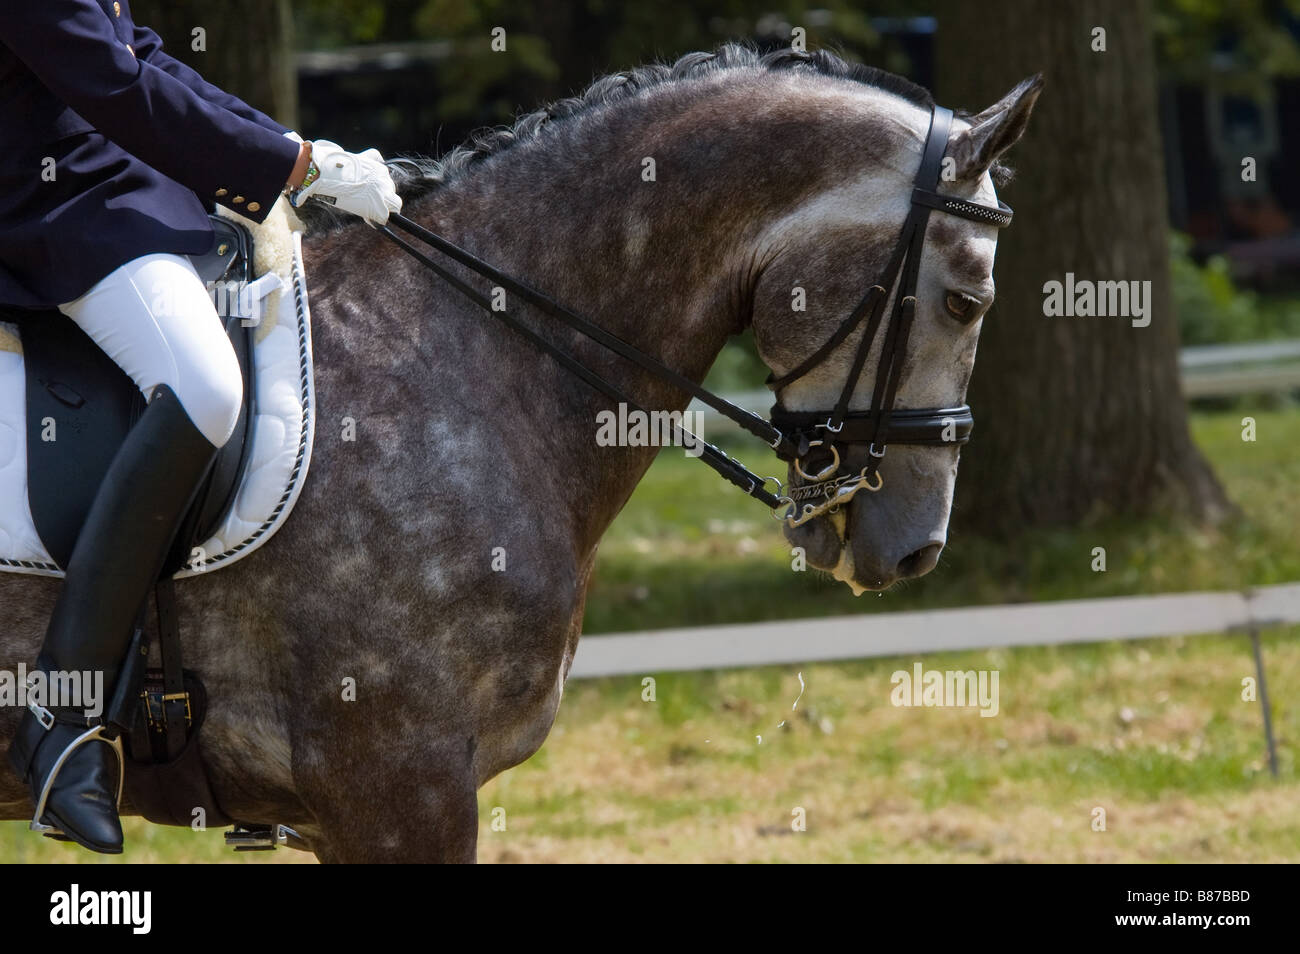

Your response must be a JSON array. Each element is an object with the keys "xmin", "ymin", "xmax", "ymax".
[{"xmin": 794, "ymin": 441, "xmax": 840, "ymax": 483}]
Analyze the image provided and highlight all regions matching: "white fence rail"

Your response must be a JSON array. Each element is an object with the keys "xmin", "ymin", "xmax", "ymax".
[{"xmin": 570, "ymin": 582, "xmax": 1300, "ymax": 678}]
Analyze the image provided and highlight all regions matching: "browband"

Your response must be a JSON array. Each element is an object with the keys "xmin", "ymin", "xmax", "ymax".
[{"xmin": 910, "ymin": 189, "xmax": 1014, "ymax": 227}]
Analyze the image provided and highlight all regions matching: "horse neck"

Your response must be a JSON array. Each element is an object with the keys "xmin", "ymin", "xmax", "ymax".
[
  {"xmin": 405, "ymin": 147, "xmax": 765, "ymax": 556},
  {"xmin": 384, "ymin": 76, "xmax": 879, "ymax": 561}
]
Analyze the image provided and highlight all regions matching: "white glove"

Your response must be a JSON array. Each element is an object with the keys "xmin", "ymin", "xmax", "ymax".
[{"xmin": 292, "ymin": 139, "xmax": 402, "ymax": 225}]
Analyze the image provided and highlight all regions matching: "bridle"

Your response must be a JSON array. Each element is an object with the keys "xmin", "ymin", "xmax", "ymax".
[
  {"xmin": 373, "ymin": 104, "xmax": 1012, "ymax": 527},
  {"xmin": 766, "ymin": 104, "xmax": 1012, "ymax": 526}
]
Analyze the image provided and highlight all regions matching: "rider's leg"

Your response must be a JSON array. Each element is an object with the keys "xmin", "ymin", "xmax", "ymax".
[{"xmin": 6, "ymin": 253, "xmax": 241, "ymax": 853}]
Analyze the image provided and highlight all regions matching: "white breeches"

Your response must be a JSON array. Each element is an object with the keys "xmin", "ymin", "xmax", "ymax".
[{"xmin": 57, "ymin": 253, "xmax": 241, "ymax": 448}]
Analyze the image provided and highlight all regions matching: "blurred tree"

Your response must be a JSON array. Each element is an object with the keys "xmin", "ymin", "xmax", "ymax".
[
  {"xmin": 132, "ymin": 0, "xmax": 297, "ymax": 128},
  {"xmin": 932, "ymin": 0, "xmax": 1231, "ymax": 535}
]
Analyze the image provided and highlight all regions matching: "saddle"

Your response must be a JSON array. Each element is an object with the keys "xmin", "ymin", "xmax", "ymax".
[
  {"xmin": 15, "ymin": 214, "xmax": 257, "ymax": 575},
  {"xmin": 4, "ymin": 215, "xmax": 292, "ymax": 848}
]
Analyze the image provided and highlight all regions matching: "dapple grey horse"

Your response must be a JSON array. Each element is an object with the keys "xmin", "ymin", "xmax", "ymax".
[{"xmin": 0, "ymin": 46, "xmax": 1039, "ymax": 862}]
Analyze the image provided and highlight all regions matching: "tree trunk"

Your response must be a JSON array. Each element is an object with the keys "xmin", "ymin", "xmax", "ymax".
[
  {"xmin": 130, "ymin": 0, "xmax": 297, "ymax": 129},
  {"xmin": 931, "ymin": 0, "xmax": 1230, "ymax": 536}
]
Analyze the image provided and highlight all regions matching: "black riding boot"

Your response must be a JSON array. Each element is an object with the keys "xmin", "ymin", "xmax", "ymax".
[{"xmin": 7, "ymin": 384, "xmax": 221, "ymax": 853}]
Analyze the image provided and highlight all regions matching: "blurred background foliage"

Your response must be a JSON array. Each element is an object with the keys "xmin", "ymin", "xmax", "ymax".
[
  {"xmin": 1155, "ymin": 0, "xmax": 1300, "ymax": 87},
  {"xmin": 1171, "ymin": 232, "xmax": 1300, "ymax": 346},
  {"xmin": 294, "ymin": 0, "xmax": 922, "ymax": 136},
  {"xmin": 290, "ymin": 0, "xmax": 1300, "ymax": 114}
]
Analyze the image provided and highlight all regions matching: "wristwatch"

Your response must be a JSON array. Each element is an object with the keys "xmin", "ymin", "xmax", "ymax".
[{"xmin": 284, "ymin": 142, "xmax": 320, "ymax": 207}]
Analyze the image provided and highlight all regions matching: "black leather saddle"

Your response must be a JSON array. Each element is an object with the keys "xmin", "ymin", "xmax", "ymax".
[{"xmin": 4, "ymin": 214, "xmax": 258, "ymax": 575}]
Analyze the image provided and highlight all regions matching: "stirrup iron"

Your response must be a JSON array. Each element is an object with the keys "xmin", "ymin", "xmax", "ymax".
[{"xmin": 29, "ymin": 726, "xmax": 125, "ymax": 837}]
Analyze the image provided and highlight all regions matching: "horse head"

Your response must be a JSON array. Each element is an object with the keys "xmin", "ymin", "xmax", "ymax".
[{"xmin": 747, "ymin": 69, "xmax": 1042, "ymax": 593}]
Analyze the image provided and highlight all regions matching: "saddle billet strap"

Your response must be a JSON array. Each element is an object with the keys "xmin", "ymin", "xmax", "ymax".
[{"xmin": 154, "ymin": 578, "xmax": 188, "ymax": 762}]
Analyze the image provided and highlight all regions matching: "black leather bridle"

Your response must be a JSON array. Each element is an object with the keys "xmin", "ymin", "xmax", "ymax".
[
  {"xmin": 374, "ymin": 104, "xmax": 1012, "ymax": 527},
  {"xmin": 764, "ymin": 104, "xmax": 1012, "ymax": 525}
]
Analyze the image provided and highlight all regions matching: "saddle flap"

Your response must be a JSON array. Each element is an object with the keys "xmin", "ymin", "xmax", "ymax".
[{"xmin": 15, "ymin": 311, "xmax": 142, "ymax": 569}]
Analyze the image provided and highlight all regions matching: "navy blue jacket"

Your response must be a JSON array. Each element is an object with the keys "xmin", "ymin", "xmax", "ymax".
[{"xmin": 0, "ymin": 0, "xmax": 300, "ymax": 308}]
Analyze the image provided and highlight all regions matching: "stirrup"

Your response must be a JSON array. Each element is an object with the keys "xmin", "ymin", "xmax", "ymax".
[
  {"xmin": 29, "ymin": 725, "xmax": 125, "ymax": 837},
  {"xmin": 225, "ymin": 823, "xmax": 302, "ymax": 851}
]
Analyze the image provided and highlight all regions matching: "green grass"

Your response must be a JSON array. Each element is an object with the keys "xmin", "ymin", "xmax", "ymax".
[
  {"xmin": 3, "ymin": 406, "xmax": 1297, "ymax": 863},
  {"xmin": 476, "ymin": 626, "xmax": 1298, "ymax": 862}
]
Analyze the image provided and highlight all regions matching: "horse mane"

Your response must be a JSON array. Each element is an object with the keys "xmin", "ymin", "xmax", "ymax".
[{"xmin": 295, "ymin": 42, "xmax": 1009, "ymax": 233}]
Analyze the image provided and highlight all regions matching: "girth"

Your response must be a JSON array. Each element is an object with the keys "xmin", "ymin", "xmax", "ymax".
[{"xmin": 371, "ymin": 103, "xmax": 1012, "ymax": 527}]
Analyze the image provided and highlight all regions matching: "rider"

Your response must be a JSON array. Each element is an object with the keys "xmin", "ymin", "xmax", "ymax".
[{"xmin": 0, "ymin": 1, "xmax": 400, "ymax": 853}]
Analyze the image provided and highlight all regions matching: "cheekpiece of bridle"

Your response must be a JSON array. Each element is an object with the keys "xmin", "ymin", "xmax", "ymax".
[{"xmin": 373, "ymin": 104, "xmax": 1012, "ymax": 528}]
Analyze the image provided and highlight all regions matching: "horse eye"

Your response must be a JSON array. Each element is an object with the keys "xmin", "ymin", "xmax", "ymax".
[{"xmin": 945, "ymin": 291, "xmax": 979, "ymax": 322}]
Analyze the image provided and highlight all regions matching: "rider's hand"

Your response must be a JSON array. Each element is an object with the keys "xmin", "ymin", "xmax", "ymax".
[{"xmin": 291, "ymin": 139, "xmax": 402, "ymax": 225}]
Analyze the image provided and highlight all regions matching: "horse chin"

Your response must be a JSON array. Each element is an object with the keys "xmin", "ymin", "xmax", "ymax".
[
  {"xmin": 784, "ymin": 510, "xmax": 883, "ymax": 596},
  {"xmin": 785, "ymin": 503, "xmax": 947, "ymax": 594}
]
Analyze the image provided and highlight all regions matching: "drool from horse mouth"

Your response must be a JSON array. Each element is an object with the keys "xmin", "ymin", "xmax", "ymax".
[
  {"xmin": 832, "ymin": 553, "xmax": 871, "ymax": 597},
  {"xmin": 824, "ymin": 510, "xmax": 873, "ymax": 597}
]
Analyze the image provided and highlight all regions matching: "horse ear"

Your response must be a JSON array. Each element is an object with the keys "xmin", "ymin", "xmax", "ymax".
[{"xmin": 948, "ymin": 74, "xmax": 1044, "ymax": 182}]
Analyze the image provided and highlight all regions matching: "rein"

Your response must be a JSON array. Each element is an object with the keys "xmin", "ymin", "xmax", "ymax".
[
  {"xmin": 376, "ymin": 213, "xmax": 788, "ymax": 509},
  {"xmin": 370, "ymin": 104, "xmax": 1013, "ymax": 527}
]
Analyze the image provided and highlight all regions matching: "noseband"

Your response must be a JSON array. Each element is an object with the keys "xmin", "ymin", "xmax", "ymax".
[
  {"xmin": 374, "ymin": 104, "xmax": 1012, "ymax": 528},
  {"xmin": 765, "ymin": 105, "xmax": 1013, "ymax": 526}
]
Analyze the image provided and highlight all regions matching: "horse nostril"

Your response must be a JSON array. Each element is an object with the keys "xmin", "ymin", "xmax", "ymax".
[{"xmin": 897, "ymin": 543, "xmax": 942, "ymax": 580}]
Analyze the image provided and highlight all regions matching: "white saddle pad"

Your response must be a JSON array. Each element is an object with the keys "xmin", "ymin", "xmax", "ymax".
[{"xmin": 0, "ymin": 224, "xmax": 316, "ymax": 580}]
